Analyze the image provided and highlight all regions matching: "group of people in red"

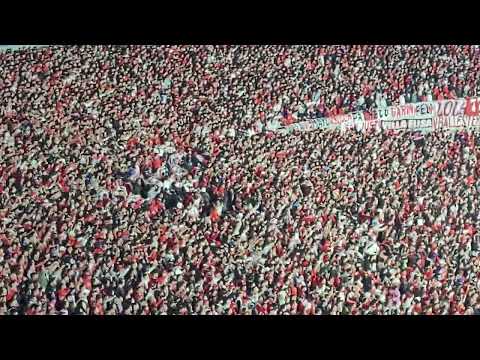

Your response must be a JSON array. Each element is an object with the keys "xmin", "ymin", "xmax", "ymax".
[{"xmin": 1, "ymin": 45, "xmax": 480, "ymax": 314}]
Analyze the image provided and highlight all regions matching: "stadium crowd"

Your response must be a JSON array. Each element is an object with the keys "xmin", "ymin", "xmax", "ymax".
[{"xmin": 1, "ymin": 45, "xmax": 480, "ymax": 315}]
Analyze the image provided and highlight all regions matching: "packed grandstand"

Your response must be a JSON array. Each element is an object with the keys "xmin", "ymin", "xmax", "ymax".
[{"xmin": 1, "ymin": 45, "xmax": 480, "ymax": 315}]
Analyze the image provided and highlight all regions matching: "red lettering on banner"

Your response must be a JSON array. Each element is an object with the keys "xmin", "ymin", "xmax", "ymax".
[
  {"xmin": 409, "ymin": 105, "xmax": 415, "ymax": 116},
  {"xmin": 465, "ymin": 98, "xmax": 480, "ymax": 116},
  {"xmin": 400, "ymin": 105, "xmax": 414, "ymax": 117},
  {"xmin": 391, "ymin": 107, "xmax": 398, "ymax": 118},
  {"xmin": 390, "ymin": 105, "xmax": 415, "ymax": 119}
]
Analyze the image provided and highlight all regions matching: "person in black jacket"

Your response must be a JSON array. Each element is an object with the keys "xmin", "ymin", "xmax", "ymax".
[{"xmin": 223, "ymin": 188, "xmax": 234, "ymax": 214}]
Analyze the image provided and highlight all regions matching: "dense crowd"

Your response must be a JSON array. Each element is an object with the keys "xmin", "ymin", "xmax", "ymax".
[{"xmin": 1, "ymin": 45, "xmax": 480, "ymax": 315}]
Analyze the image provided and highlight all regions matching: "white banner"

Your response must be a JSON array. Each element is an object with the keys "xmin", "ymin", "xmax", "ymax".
[{"xmin": 278, "ymin": 98, "xmax": 480, "ymax": 134}]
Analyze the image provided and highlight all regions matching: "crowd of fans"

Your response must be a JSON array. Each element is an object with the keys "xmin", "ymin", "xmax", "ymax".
[{"xmin": 1, "ymin": 45, "xmax": 480, "ymax": 315}]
